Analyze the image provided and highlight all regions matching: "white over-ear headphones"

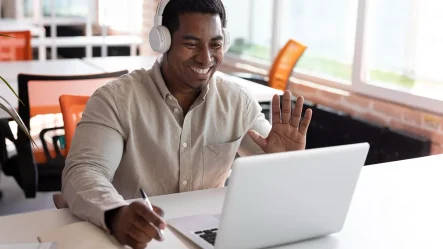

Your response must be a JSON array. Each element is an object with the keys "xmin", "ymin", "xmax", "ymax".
[{"xmin": 149, "ymin": 0, "xmax": 231, "ymax": 54}]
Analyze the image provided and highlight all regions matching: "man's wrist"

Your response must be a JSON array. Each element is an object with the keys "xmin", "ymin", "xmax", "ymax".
[{"xmin": 105, "ymin": 206, "xmax": 125, "ymax": 233}]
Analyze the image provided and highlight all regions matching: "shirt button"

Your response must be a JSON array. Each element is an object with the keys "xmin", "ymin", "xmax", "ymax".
[
  {"xmin": 167, "ymin": 95, "xmax": 173, "ymax": 100},
  {"xmin": 183, "ymin": 143, "xmax": 188, "ymax": 148},
  {"xmin": 182, "ymin": 180, "xmax": 188, "ymax": 185},
  {"xmin": 173, "ymin": 108, "xmax": 179, "ymax": 113}
]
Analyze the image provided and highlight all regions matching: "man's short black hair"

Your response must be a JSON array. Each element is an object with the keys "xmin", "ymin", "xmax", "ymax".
[{"xmin": 162, "ymin": 0, "xmax": 226, "ymax": 35}]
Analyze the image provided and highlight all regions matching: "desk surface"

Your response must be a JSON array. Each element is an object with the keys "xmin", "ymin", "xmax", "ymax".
[
  {"xmin": 83, "ymin": 56, "xmax": 283, "ymax": 102},
  {"xmin": 0, "ymin": 19, "xmax": 45, "ymax": 36},
  {"xmin": 0, "ymin": 59, "xmax": 105, "ymax": 119},
  {"xmin": 1, "ymin": 154, "xmax": 443, "ymax": 248}
]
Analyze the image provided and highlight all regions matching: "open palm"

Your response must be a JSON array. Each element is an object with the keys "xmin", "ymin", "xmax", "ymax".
[{"xmin": 249, "ymin": 91, "xmax": 312, "ymax": 153}]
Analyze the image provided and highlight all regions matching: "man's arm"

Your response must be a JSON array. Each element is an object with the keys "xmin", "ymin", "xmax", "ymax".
[
  {"xmin": 238, "ymin": 96, "xmax": 272, "ymax": 156},
  {"xmin": 62, "ymin": 86, "xmax": 128, "ymax": 232}
]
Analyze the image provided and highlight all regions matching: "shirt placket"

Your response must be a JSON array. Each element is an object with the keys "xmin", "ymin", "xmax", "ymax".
[
  {"xmin": 165, "ymin": 93, "xmax": 192, "ymax": 192},
  {"xmin": 179, "ymin": 111, "xmax": 192, "ymax": 192}
]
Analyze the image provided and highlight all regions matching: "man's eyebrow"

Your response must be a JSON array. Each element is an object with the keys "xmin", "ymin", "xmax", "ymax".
[
  {"xmin": 182, "ymin": 35, "xmax": 224, "ymax": 41},
  {"xmin": 182, "ymin": 35, "xmax": 200, "ymax": 41},
  {"xmin": 211, "ymin": 35, "xmax": 223, "ymax": 41}
]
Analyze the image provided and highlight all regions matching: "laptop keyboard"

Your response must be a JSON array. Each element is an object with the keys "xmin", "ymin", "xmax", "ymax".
[{"xmin": 195, "ymin": 228, "xmax": 218, "ymax": 245}]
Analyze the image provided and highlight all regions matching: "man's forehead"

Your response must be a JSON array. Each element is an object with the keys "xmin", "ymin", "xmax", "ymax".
[{"xmin": 177, "ymin": 13, "xmax": 223, "ymax": 29}]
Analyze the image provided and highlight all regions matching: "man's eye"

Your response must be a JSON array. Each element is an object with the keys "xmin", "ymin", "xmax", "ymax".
[
  {"xmin": 184, "ymin": 43, "xmax": 197, "ymax": 48},
  {"xmin": 212, "ymin": 43, "xmax": 222, "ymax": 49}
]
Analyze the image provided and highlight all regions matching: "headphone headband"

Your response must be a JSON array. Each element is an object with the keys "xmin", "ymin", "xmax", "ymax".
[
  {"xmin": 154, "ymin": 0, "xmax": 228, "ymax": 28},
  {"xmin": 155, "ymin": 0, "xmax": 171, "ymax": 26},
  {"xmin": 150, "ymin": 0, "xmax": 231, "ymax": 53}
]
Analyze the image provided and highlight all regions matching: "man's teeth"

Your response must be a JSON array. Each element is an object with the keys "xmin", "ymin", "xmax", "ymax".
[{"xmin": 190, "ymin": 67, "xmax": 210, "ymax": 74}]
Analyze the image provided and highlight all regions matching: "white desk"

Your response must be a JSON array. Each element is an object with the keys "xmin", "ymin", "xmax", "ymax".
[
  {"xmin": 83, "ymin": 56, "xmax": 158, "ymax": 73},
  {"xmin": 0, "ymin": 19, "xmax": 45, "ymax": 37},
  {"xmin": 83, "ymin": 56, "xmax": 283, "ymax": 102},
  {"xmin": 1, "ymin": 154, "xmax": 443, "ymax": 248},
  {"xmin": 0, "ymin": 59, "xmax": 105, "ymax": 119},
  {"xmin": 31, "ymin": 36, "xmax": 142, "ymax": 56}
]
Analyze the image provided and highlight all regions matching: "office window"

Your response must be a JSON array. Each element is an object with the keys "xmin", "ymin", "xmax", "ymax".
[
  {"xmin": 365, "ymin": 0, "xmax": 416, "ymax": 89},
  {"xmin": 223, "ymin": 0, "xmax": 273, "ymax": 61},
  {"xmin": 23, "ymin": 0, "xmax": 90, "ymax": 17},
  {"xmin": 280, "ymin": 0, "xmax": 358, "ymax": 82},
  {"xmin": 98, "ymin": 0, "xmax": 143, "ymax": 35},
  {"xmin": 365, "ymin": 0, "xmax": 443, "ymax": 99}
]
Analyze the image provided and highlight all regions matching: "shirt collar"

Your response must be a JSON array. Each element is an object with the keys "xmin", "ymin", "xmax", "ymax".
[{"xmin": 150, "ymin": 55, "xmax": 172, "ymax": 100}]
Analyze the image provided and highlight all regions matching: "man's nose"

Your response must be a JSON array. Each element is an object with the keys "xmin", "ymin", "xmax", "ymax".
[{"xmin": 195, "ymin": 46, "xmax": 213, "ymax": 65}]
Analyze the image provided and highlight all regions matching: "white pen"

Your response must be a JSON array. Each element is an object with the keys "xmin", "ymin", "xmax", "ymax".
[{"xmin": 140, "ymin": 188, "xmax": 165, "ymax": 237}]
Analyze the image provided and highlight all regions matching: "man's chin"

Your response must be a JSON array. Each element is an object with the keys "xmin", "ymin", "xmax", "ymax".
[{"xmin": 184, "ymin": 71, "xmax": 215, "ymax": 90}]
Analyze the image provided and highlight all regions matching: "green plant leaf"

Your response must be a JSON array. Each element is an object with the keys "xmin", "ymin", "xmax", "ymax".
[
  {"xmin": 0, "ymin": 96, "xmax": 38, "ymax": 148},
  {"xmin": 0, "ymin": 76, "xmax": 24, "ymax": 106}
]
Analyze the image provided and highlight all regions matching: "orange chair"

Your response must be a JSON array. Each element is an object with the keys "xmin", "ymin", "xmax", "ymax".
[
  {"xmin": 232, "ymin": 39, "xmax": 307, "ymax": 91},
  {"xmin": 59, "ymin": 95, "xmax": 90, "ymax": 154},
  {"xmin": 0, "ymin": 30, "xmax": 32, "ymax": 61},
  {"xmin": 2, "ymin": 70, "xmax": 128, "ymax": 197},
  {"xmin": 268, "ymin": 39, "xmax": 307, "ymax": 90}
]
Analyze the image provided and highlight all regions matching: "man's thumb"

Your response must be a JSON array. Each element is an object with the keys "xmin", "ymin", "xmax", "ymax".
[{"xmin": 248, "ymin": 130, "xmax": 267, "ymax": 150}]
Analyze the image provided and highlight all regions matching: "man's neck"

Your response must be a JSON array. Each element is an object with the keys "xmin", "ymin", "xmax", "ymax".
[{"xmin": 161, "ymin": 63, "xmax": 200, "ymax": 113}]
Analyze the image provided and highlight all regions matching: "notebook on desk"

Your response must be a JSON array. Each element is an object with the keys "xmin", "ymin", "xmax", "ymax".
[
  {"xmin": 0, "ymin": 243, "xmax": 56, "ymax": 249},
  {"xmin": 37, "ymin": 221, "xmax": 190, "ymax": 249}
]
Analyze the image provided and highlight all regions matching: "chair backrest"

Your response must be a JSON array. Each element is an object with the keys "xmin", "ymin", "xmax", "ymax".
[
  {"xmin": 268, "ymin": 39, "xmax": 307, "ymax": 91},
  {"xmin": 15, "ymin": 70, "xmax": 128, "ymax": 198},
  {"xmin": 59, "ymin": 95, "xmax": 90, "ymax": 153},
  {"xmin": 18, "ymin": 70, "xmax": 128, "ymax": 131},
  {"xmin": 0, "ymin": 31, "xmax": 32, "ymax": 61}
]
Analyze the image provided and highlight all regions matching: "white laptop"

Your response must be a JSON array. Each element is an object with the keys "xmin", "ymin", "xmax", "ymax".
[{"xmin": 168, "ymin": 143, "xmax": 369, "ymax": 249}]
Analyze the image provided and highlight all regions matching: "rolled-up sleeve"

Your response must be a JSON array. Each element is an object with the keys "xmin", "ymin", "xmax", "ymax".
[
  {"xmin": 238, "ymin": 95, "xmax": 272, "ymax": 156},
  {"xmin": 61, "ymin": 86, "xmax": 128, "ymax": 232}
]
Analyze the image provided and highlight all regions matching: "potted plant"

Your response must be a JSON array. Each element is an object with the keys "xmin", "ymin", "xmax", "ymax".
[{"xmin": 0, "ymin": 33, "xmax": 38, "ymax": 199}]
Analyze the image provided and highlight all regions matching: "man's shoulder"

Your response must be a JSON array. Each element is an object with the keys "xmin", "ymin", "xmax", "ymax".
[
  {"xmin": 103, "ymin": 69, "xmax": 146, "ymax": 93},
  {"xmin": 213, "ymin": 72, "xmax": 254, "ymax": 100},
  {"xmin": 93, "ymin": 69, "xmax": 154, "ymax": 104}
]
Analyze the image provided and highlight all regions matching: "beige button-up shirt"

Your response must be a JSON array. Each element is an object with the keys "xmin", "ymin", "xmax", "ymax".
[{"xmin": 62, "ymin": 56, "xmax": 272, "ymax": 231}]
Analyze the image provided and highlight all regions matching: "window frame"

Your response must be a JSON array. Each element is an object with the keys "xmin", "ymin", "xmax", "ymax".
[{"xmin": 226, "ymin": 0, "xmax": 443, "ymax": 115}]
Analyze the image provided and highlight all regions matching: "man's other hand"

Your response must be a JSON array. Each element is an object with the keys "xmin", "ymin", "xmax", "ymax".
[{"xmin": 109, "ymin": 201, "xmax": 167, "ymax": 249}]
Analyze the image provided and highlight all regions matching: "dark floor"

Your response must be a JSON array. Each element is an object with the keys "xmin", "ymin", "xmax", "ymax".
[{"xmin": 0, "ymin": 172, "xmax": 56, "ymax": 216}]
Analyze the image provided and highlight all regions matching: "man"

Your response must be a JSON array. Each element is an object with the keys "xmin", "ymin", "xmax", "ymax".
[{"xmin": 62, "ymin": 0, "xmax": 312, "ymax": 248}]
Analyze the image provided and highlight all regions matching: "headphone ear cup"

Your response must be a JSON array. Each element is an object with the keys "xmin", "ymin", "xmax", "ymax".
[
  {"xmin": 222, "ymin": 28, "xmax": 231, "ymax": 53},
  {"xmin": 149, "ymin": 26, "xmax": 171, "ymax": 53},
  {"xmin": 158, "ymin": 26, "xmax": 171, "ymax": 53}
]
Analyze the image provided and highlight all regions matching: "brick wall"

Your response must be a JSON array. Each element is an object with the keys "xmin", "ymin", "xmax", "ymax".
[{"xmin": 142, "ymin": 1, "xmax": 443, "ymax": 155}]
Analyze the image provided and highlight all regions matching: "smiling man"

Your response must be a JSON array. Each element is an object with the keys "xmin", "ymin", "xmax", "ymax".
[{"xmin": 61, "ymin": 0, "xmax": 312, "ymax": 248}]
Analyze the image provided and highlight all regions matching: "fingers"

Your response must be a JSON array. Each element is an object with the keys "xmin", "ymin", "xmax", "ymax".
[
  {"xmin": 153, "ymin": 205, "xmax": 165, "ymax": 218},
  {"xmin": 248, "ymin": 130, "xmax": 267, "ymax": 151},
  {"xmin": 127, "ymin": 223, "xmax": 155, "ymax": 243},
  {"xmin": 271, "ymin": 94, "xmax": 281, "ymax": 124},
  {"xmin": 133, "ymin": 202, "xmax": 167, "ymax": 230},
  {"xmin": 290, "ymin": 96, "xmax": 304, "ymax": 128},
  {"xmin": 281, "ymin": 91, "xmax": 292, "ymax": 124},
  {"xmin": 132, "ymin": 213, "xmax": 163, "ymax": 242},
  {"xmin": 299, "ymin": 108, "xmax": 312, "ymax": 135},
  {"xmin": 129, "ymin": 201, "xmax": 166, "ymax": 242},
  {"xmin": 125, "ymin": 235, "xmax": 148, "ymax": 249}
]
